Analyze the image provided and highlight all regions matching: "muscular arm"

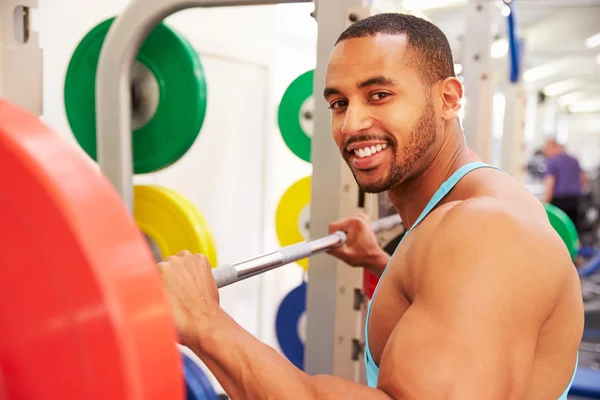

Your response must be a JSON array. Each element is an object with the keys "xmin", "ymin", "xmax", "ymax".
[
  {"xmin": 377, "ymin": 199, "xmax": 559, "ymax": 399},
  {"xmin": 187, "ymin": 310, "xmax": 391, "ymax": 400},
  {"xmin": 181, "ymin": 201, "xmax": 559, "ymax": 399}
]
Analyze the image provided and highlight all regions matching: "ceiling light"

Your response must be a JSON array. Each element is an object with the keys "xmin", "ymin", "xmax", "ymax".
[
  {"xmin": 523, "ymin": 60, "xmax": 569, "ymax": 82},
  {"xmin": 558, "ymin": 91, "xmax": 588, "ymax": 107},
  {"xmin": 543, "ymin": 79, "xmax": 583, "ymax": 96},
  {"xmin": 568, "ymin": 99, "xmax": 600, "ymax": 113},
  {"xmin": 585, "ymin": 32, "xmax": 600, "ymax": 49},
  {"xmin": 454, "ymin": 63, "xmax": 463, "ymax": 75}
]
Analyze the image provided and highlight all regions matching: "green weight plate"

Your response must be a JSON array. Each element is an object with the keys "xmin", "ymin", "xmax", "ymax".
[
  {"xmin": 277, "ymin": 70, "xmax": 314, "ymax": 163},
  {"xmin": 64, "ymin": 17, "xmax": 207, "ymax": 174},
  {"xmin": 543, "ymin": 202, "xmax": 579, "ymax": 260}
]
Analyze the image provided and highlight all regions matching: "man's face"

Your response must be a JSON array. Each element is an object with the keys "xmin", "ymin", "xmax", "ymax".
[
  {"xmin": 542, "ymin": 141, "xmax": 560, "ymax": 158},
  {"xmin": 324, "ymin": 34, "xmax": 439, "ymax": 193}
]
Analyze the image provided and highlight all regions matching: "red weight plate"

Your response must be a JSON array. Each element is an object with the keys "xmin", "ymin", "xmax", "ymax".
[
  {"xmin": 0, "ymin": 100, "xmax": 183, "ymax": 400},
  {"xmin": 363, "ymin": 269, "xmax": 379, "ymax": 300}
]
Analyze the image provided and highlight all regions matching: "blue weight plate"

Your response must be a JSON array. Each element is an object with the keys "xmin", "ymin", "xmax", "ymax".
[
  {"xmin": 275, "ymin": 281, "xmax": 306, "ymax": 370},
  {"xmin": 182, "ymin": 351, "xmax": 219, "ymax": 400}
]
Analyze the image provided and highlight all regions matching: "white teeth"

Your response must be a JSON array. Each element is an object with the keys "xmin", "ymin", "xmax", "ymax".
[{"xmin": 351, "ymin": 144, "xmax": 388, "ymax": 158}]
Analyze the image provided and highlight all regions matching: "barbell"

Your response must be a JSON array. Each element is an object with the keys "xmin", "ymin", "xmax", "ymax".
[{"xmin": 213, "ymin": 213, "xmax": 402, "ymax": 288}]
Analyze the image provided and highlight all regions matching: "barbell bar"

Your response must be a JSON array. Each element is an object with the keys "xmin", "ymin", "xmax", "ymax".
[{"xmin": 212, "ymin": 214, "xmax": 402, "ymax": 288}]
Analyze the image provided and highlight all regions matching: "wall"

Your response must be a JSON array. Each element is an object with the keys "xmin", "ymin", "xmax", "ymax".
[
  {"xmin": 34, "ymin": 0, "xmax": 318, "ymax": 394},
  {"xmin": 562, "ymin": 113, "xmax": 600, "ymax": 171}
]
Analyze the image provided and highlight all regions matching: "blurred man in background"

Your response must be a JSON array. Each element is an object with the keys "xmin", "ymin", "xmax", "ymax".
[{"xmin": 542, "ymin": 138, "xmax": 587, "ymax": 231}]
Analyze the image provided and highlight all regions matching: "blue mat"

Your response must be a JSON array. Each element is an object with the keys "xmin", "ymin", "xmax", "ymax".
[{"xmin": 570, "ymin": 367, "xmax": 600, "ymax": 398}]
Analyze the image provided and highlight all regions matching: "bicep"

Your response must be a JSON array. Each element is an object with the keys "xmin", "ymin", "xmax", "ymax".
[
  {"xmin": 377, "ymin": 297, "xmax": 536, "ymax": 399},
  {"xmin": 377, "ymin": 209, "xmax": 546, "ymax": 399}
]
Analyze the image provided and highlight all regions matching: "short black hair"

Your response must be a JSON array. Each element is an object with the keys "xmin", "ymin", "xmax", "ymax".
[{"xmin": 335, "ymin": 13, "xmax": 455, "ymax": 84}]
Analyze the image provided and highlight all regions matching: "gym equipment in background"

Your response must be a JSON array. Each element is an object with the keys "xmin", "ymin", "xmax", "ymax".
[
  {"xmin": 183, "ymin": 351, "xmax": 219, "ymax": 400},
  {"xmin": 0, "ymin": 99, "xmax": 183, "ymax": 399},
  {"xmin": 134, "ymin": 185, "xmax": 218, "ymax": 265},
  {"xmin": 275, "ymin": 281, "xmax": 307, "ymax": 370},
  {"xmin": 64, "ymin": 17, "xmax": 208, "ymax": 174},
  {"xmin": 275, "ymin": 176, "xmax": 312, "ymax": 270},
  {"xmin": 66, "ymin": 17, "xmax": 216, "ymax": 264},
  {"xmin": 277, "ymin": 70, "xmax": 314, "ymax": 163},
  {"xmin": 543, "ymin": 202, "xmax": 579, "ymax": 260},
  {"xmin": 1, "ymin": 99, "xmax": 223, "ymax": 400}
]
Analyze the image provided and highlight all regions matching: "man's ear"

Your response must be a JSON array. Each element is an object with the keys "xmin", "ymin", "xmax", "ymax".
[{"xmin": 439, "ymin": 77, "xmax": 463, "ymax": 121}]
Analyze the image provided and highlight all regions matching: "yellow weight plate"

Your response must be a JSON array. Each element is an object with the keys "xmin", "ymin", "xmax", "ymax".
[
  {"xmin": 157, "ymin": 186, "xmax": 218, "ymax": 266},
  {"xmin": 134, "ymin": 185, "xmax": 218, "ymax": 267},
  {"xmin": 275, "ymin": 176, "xmax": 311, "ymax": 270}
]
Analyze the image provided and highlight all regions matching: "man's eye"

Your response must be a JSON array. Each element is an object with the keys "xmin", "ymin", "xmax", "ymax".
[
  {"xmin": 329, "ymin": 100, "xmax": 348, "ymax": 109},
  {"xmin": 370, "ymin": 92, "xmax": 390, "ymax": 101}
]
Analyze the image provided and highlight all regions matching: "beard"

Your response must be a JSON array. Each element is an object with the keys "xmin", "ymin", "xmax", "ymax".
[{"xmin": 345, "ymin": 99, "xmax": 437, "ymax": 193}]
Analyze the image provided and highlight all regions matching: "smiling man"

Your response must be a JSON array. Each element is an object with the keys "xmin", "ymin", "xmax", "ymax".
[{"xmin": 157, "ymin": 13, "xmax": 584, "ymax": 399}]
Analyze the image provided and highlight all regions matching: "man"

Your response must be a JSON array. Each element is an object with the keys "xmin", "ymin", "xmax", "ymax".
[
  {"xmin": 542, "ymin": 138, "xmax": 587, "ymax": 231},
  {"xmin": 158, "ymin": 13, "xmax": 584, "ymax": 399}
]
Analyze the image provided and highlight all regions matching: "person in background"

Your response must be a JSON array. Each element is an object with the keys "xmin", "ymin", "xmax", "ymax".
[{"xmin": 542, "ymin": 138, "xmax": 587, "ymax": 231}]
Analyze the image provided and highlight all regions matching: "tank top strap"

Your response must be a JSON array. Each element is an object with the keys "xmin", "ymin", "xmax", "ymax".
[{"xmin": 408, "ymin": 161, "xmax": 499, "ymax": 233}]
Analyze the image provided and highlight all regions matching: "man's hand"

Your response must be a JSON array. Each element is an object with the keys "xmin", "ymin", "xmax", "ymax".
[
  {"xmin": 155, "ymin": 252, "xmax": 390, "ymax": 400},
  {"xmin": 157, "ymin": 250, "xmax": 220, "ymax": 346},
  {"xmin": 327, "ymin": 214, "xmax": 390, "ymax": 276}
]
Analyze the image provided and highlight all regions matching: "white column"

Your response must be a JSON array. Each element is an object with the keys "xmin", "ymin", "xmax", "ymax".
[
  {"xmin": 461, "ymin": 0, "xmax": 496, "ymax": 164},
  {"xmin": 0, "ymin": 0, "xmax": 43, "ymax": 116}
]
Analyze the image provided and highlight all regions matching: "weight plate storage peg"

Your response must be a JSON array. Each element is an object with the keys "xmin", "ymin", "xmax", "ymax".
[
  {"xmin": 0, "ymin": 99, "xmax": 183, "ymax": 400},
  {"xmin": 134, "ymin": 185, "xmax": 218, "ymax": 266},
  {"xmin": 278, "ymin": 70, "xmax": 314, "ymax": 163},
  {"xmin": 64, "ymin": 17, "xmax": 208, "ymax": 174}
]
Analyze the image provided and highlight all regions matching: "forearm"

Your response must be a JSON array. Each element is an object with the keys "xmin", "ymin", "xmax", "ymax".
[
  {"xmin": 187, "ymin": 309, "xmax": 390, "ymax": 400},
  {"xmin": 542, "ymin": 176, "xmax": 554, "ymax": 203},
  {"xmin": 367, "ymin": 250, "xmax": 391, "ymax": 277}
]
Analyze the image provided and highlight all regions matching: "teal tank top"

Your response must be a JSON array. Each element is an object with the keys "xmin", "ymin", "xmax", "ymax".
[{"xmin": 363, "ymin": 161, "xmax": 578, "ymax": 399}]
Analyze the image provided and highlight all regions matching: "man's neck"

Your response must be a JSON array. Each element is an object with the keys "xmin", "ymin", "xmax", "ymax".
[{"xmin": 387, "ymin": 131, "xmax": 473, "ymax": 230}]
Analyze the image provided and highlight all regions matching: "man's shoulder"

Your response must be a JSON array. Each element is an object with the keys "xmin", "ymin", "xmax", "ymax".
[
  {"xmin": 411, "ymin": 196, "xmax": 566, "ymax": 284},
  {"xmin": 421, "ymin": 196, "xmax": 539, "ymax": 241},
  {"xmin": 403, "ymin": 196, "xmax": 571, "ymax": 319},
  {"xmin": 548, "ymin": 152, "xmax": 577, "ymax": 166}
]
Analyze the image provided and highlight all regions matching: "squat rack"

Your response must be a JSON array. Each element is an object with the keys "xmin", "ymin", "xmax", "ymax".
[{"xmin": 95, "ymin": 0, "xmax": 382, "ymax": 384}]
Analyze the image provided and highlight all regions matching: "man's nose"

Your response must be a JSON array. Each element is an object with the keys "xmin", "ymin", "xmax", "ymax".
[{"xmin": 341, "ymin": 105, "xmax": 373, "ymax": 136}]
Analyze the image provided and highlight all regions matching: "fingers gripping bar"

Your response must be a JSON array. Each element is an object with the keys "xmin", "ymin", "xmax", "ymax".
[{"xmin": 212, "ymin": 214, "xmax": 402, "ymax": 288}]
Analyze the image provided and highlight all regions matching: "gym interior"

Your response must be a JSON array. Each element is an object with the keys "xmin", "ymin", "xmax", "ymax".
[{"xmin": 1, "ymin": 0, "xmax": 600, "ymax": 398}]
